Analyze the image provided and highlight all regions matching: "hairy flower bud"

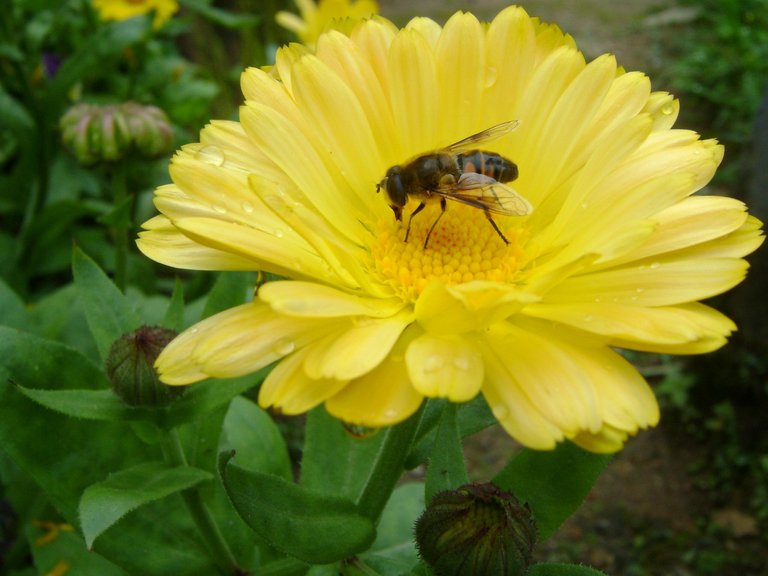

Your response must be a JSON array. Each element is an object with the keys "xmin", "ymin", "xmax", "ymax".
[
  {"xmin": 60, "ymin": 101, "xmax": 173, "ymax": 165},
  {"xmin": 106, "ymin": 326, "xmax": 183, "ymax": 407},
  {"xmin": 414, "ymin": 483, "xmax": 537, "ymax": 576}
]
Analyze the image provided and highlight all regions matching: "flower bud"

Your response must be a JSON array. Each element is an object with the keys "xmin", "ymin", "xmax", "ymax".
[
  {"xmin": 414, "ymin": 482, "xmax": 537, "ymax": 576},
  {"xmin": 106, "ymin": 326, "xmax": 183, "ymax": 407},
  {"xmin": 121, "ymin": 102, "xmax": 174, "ymax": 158},
  {"xmin": 60, "ymin": 101, "xmax": 173, "ymax": 165}
]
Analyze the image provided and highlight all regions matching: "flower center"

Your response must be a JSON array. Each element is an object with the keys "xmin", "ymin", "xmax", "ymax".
[{"xmin": 371, "ymin": 202, "xmax": 528, "ymax": 301}]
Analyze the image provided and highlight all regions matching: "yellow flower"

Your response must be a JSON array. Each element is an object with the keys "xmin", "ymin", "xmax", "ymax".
[
  {"xmin": 276, "ymin": 0, "xmax": 378, "ymax": 46},
  {"xmin": 92, "ymin": 0, "xmax": 179, "ymax": 29},
  {"xmin": 138, "ymin": 7, "xmax": 763, "ymax": 452}
]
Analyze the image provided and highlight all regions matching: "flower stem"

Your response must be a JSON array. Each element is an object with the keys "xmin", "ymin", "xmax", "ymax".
[
  {"xmin": 355, "ymin": 404, "xmax": 425, "ymax": 524},
  {"xmin": 162, "ymin": 429, "xmax": 242, "ymax": 575},
  {"xmin": 111, "ymin": 160, "xmax": 129, "ymax": 292}
]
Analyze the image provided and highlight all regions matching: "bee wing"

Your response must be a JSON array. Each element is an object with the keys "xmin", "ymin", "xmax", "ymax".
[
  {"xmin": 435, "ymin": 172, "xmax": 533, "ymax": 216},
  {"xmin": 445, "ymin": 120, "xmax": 520, "ymax": 153}
]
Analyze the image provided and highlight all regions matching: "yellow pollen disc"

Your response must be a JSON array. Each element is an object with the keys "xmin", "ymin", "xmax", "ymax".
[{"xmin": 371, "ymin": 202, "xmax": 528, "ymax": 301}]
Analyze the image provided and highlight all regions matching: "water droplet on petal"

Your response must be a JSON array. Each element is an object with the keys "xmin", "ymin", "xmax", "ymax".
[
  {"xmin": 660, "ymin": 103, "xmax": 675, "ymax": 116},
  {"xmin": 492, "ymin": 404, "xmax": 509, "ymax": 421},
  {"xmin": 273, "ymin": 339, "xmax": 295, "ymax": 356},
  {"xmin": 274, "ymin": 228, "xmax": 285, "ymax": 238},
  {"xmin": 343, "ymin": 422, "xmax": 379, "ymax": 439},
  {"xmin": 197, "ymin": 145, "xmax": 225, "ymax": 166},
  {"xmin": 423, "ymin": 355, "xmax": 444, "ymax": 374},
  {"xmin": 650, "ymin": 262, "xmax": 660, "ymax": 269},
  {"xmin": 452, "ymin": 355, "xmax": 471, "ymax": 371},
  {"xmin": 485, "ymin": 66, "xmax": 498, "ymax": 88},
  {"xmin": 580, "ymin": 201, "xmax": 589, "ymax": 209},
  {"xmin": 212, "ymin": 204, "xmax": 227, "ymax": 214},
  {"xmin": 241, "ymin": 202, "xmax": 254, "ymax": 214},
  {"xmin": 583, "ymin": 315, "xmax": 593, "ymax": 322}
]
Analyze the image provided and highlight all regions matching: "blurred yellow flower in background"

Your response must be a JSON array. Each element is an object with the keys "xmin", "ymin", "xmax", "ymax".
[
  {"xmin": 92, "ymin": 0, "xmax": 179, "ymax": 29},
  {"xmin": 276, "ymin": 0, "xmax": 378, "ymax": 46},
  {"xmin": 138, "ymin": 7, "xmax": 763, "ymax": 453}
]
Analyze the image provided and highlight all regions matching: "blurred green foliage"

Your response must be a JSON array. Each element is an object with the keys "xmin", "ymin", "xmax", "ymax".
[{"xmin": 654, "ymin": 0, "xmax": 768, "ymax": 181}]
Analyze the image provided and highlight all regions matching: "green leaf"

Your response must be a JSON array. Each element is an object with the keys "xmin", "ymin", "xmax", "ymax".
[
  {"xmin": 493, "ymin": 442, "xmax": 611, "ymax": 540},
  {"xmin": 164, "ymin": 371, "xmax": 264, "ymax": 427},
  {"xmin": 79, "ymin": 462, "xmax": 213, "ymax": 548},
  {"xmin": 362, "ymin": 483, "xmax": 423, "ymax": 573},
  {"xmin": 425, "ymin": 403, "xmax": 468, "ymax": 502},
  {"xmin": 180, "ymin": 0, "xmax": 261, "ymax": 28},
  {"xmin": 529, "ymin": 562, "xmax": 609, "ymax": 576},
  {"xmin": 45, "ymin": 17, "xmax": 152, "ymax": 108},
  {"xmin": 221, "ymin": 396, "xmax": 292, "ymax": 480},
  {"xmin": 202, "ymin": 271, "xmax": 254, "ymax": 318},
  {"xmin": 0, "ymin": 327, "xmax": 108, "ymax": 391},
  {"xmin": 219, "ymin": 452, "xmax": 376, "ymax": 564},
  {"xmin": 0, "ymin": 279, "xmax": 28, "ymax": 329},
  {"xmin": 72, "ymin": 247, "xmax": 141, "ymax": 361},
  {"xmin": 300, "ymin": 407, "xmax": 385, "ymax": 500},
  {"xmin": 407, "ymin": 396, "xmax": 496, "ymax": 468},
  {"xmin": 14, "ymin": 387, "xmax": 133, "ymax": 421},
  {"xmin": 26, "ymin": 524, "xmax": 129, "ymax": 576},
  {"xmin": 163, "ymin": 278, "xmax": 185, "ymax": 331}
]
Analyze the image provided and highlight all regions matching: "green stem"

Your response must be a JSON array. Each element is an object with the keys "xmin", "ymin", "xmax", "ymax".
[
  {"xmin": 162, "ymin": 429, "xmax": 242, "ymax": 575},
  {"xmin": 355, "ymin": 404, "xmax": 425, "ymax": 524},
  {"xmin": 111, "ymin": 161, "xmax": 129, "ymax": 292}
]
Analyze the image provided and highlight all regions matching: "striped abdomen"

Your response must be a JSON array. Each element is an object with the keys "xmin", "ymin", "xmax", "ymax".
[{"xmin": 456, "ymin": 150, "xmax": 518, "ymax": 183}]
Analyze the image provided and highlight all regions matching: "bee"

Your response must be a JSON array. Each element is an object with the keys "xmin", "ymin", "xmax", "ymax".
[{"xmin": 376, "ymin": 121, "xmax": 532, "ymax": 249}]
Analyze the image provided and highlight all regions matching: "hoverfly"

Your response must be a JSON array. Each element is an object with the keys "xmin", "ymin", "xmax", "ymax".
[{"xmin": 376, "ymin": 121, "xmax": 532, "ymax": 249}]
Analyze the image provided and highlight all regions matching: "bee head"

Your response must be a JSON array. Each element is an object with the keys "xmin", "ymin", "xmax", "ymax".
[{"xmin": 377, "ymin": 165, "xmax": 406, "ymax": 220}]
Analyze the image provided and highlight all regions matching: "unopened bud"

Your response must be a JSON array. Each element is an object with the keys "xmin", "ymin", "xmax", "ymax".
[
  {"xmin": 60, "ymin": 101, "xmax": 173, "ymax": 165},
  {"xmin": 415, "ymin": 483, "xmax": 537, "ymax": 576},
  {"xmin": 106, "ymin": 326, "xmax": 183, "ymax": 407}
]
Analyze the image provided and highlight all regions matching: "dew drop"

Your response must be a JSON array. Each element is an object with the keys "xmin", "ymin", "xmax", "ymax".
[
  {"xmin": 274, "ymin": 228, "xmax": 285, "ymax": 238},
  {"xmin": 273, "ymin": 338, "xmax": 295, "ymax": 356},
  {"xmin": 583, "ymin": 315, "xmax": 593, "ymax": 322},
  {"xmin": 241, "ymin": 202, "xmax": 254, "ymax": 214},
  {"xmin": 635, "ymin": 287, "xmax": 644, "ymax": 293},
  {"xmin": 196, "ymin": 145, "xmax": 225, "ymax": 166},
  {"xmin": 485, "ymin": 67, "xmax": 498, "ymax": 88},
  {"xmin": 423, "ymin": 355, "xmax": 444, "ymax": 374},
  {"xmin": 580, "ymin": 201, "xmax": 590, "ymax": 209},
  {"xmin": 343, "ymin": 423, "xmax": 379, "ymax": 439},
  {"xmin": 492, "ymin": 404, "xmax": 509, "ymax": 421},
  {"xmin": 660, "ymin": 103, "xmax": 675, "ymax": 116},
  {"xmin": 212, "ymin": 204, "xmax": 227, "ymax": 214},
  {"xmin": 650, "ymin": 262, "xmax": 660, "ymax": 269},
  {"xmin": 452, "ymin": 355, "xmax": 471, "ymax": 371}
]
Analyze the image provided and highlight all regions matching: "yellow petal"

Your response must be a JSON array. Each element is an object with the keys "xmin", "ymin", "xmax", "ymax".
[
  {"xmin": 387, "ymin": 27, "xmax": 439, "ymax": 156},
  {"xmin": 415, "ymin": 280, "xmax": 539, "ymax": 335},
  {"xmin": 259, "ymin": 280, "xmax": 404, "ymax": 317},
  {"xmin": 157, "ymin": 303, "xmax": 343, "ymax": 385},
  {"xmin": 303, "ymin": 313, "xmax": 411, "ymax": 380},
  {"xmin": 480, "ymin": 341, "xmax": 564, "ymax": 450},
  {"xmin": 325, "ymin": 341, "xmax": 423, "ymax": 426},
  {"xmin": 546, "ymin": 256, "xmax": 749, "ymax": 307},
  {"xmin": 526, "ymin": 301, "xmax": 736, "ymax": 353},
  {"xmin": 485, "ymin": 322, "xmax": 603, "ymax": 435},
  {"xmin": 137, "ymin": 216, "xmax": 258, "ymax": 271},
  {"xmin": 571, "ymin": 425, "xmax": 630, "ymax": 454},
  {"xmin": 405, "ymin": 332, "xmax": 484, "ymax": 402},
  {"xmin": 435, "ymin": 11, "xmax": 485, "ymax": 137},
  {"xmin": 258, "ymin": 346, "xmax": 348, "ymax": 414}
]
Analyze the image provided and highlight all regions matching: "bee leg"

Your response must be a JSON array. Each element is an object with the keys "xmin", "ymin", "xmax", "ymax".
[
  {"xmin": 423, "ymin": 197, "xmax": 447, "ymax": 249},
  {"xmin": 404, "ymin": 202, "xmax": 426, "ymax": 243},
  {"xmin": 485, "ymin": 211, "xmax": 510, "ymax": 244}
]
